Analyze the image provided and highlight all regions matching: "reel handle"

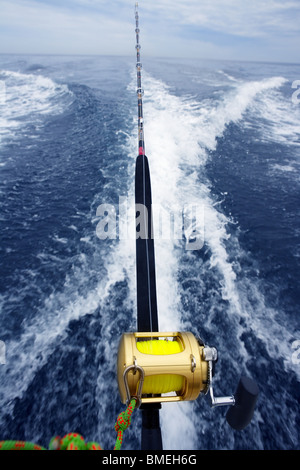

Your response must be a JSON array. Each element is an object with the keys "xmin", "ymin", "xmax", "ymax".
[{"xmin": 226, "ymin": 376, "xmax": 259, "ymax": 431}]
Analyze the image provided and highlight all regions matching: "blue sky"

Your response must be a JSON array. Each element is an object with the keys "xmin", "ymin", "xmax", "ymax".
[{"xmin": 0, "ymin": 0, "xmax": 299, "ymax": 63}]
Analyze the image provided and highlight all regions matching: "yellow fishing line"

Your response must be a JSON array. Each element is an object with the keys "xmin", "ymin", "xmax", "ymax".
[
  {"xmin": 136, "ymin": 339, "xmax": 183, "ymax": 355},
  {"xmin": 136, "ymin": 340, "xmax": 185, "ymax": 394}
]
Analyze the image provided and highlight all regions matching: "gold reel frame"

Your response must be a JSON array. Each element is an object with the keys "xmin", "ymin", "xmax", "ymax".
[{"xmin": 117, "ymin": 332, "xmax": 209, "ymax": 406}]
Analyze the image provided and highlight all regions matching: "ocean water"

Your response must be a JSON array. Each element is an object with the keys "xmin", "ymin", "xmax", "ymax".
[{"xmin": 0, "ymin": 54, "xmax": 299, "ymax": 450}]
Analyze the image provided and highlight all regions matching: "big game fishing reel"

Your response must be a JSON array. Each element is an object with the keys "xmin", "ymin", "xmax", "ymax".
[{"xmin": 117, "ymin": 331, "xmax": 259, "ymax": 431}]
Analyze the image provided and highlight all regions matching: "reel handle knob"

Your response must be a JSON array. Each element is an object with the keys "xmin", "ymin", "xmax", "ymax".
[{"xmin": 226, "ymin": 376, "xmax": 259, "ymax": 431}]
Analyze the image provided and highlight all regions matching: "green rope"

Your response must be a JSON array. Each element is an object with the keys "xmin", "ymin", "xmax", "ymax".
[
  {"xmin": 114, "ymin": 398, "xmax": 137, "ymax": 450},
  {"xmin": 0, "ymin": 441, "xmax": 46, "ymax": 450},
  {"xmin": 0, "ymin": 399, "xmax": 137, "ymax": 451}
]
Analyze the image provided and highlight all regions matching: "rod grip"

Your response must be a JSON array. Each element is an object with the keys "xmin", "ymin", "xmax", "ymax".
[{"xmin": 226, "ymin": 376, "xmax": 259, "ymax": 431}]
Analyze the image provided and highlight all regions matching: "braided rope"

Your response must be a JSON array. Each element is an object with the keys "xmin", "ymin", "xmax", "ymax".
[
  {"xmin": 0, "ymin": 399, "xmax": 137, "ymax": 451},
  {"xmin": 114, "ymin": 398, "xmax": 137, "ymax": 450},
  {"xmin": 0, "ymin": 441, "xmax": 46, "ymax": 450}
]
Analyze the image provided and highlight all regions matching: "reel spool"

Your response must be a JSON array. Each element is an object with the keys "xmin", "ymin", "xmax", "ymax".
[
  {"xmin": 117, "ymin": 331, "xmax": 259, "ymax": 431},
  {"xmin": 117, "ymin": 332, "xmax": 209, "ymax": 406}
]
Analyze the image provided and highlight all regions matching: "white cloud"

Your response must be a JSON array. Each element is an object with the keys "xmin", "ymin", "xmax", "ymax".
[
  {"xmin": 141, "ymin": 0, "xmax": 300, "ymax": 38},
  {"xmin": 0, "ymin": 0, "xmax": 133, "ymax": 55},
  {"xmin": 0, "ymin": 0, "xmax": 299, "ymax": 61}
]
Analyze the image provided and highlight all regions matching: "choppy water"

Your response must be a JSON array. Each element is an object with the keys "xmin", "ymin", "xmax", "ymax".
[{"xmin": 0, "ymin": 54, "xmax": 299, "ymax": 450}]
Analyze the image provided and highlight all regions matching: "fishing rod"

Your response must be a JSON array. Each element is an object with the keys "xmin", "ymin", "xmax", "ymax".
[
  {"xmin": 116, "ymin": 2, "xmax": 259, "ymax": 451},
  {"xmin": 134, "ymin": 3, "xmax": 158, "ymax": 333},
  {"xmin": 135, "ymin": 4, "xmax": 146, "ymax": 159},
  {"xmin": 134, "ymin": 2, "xmax": 162, "ymax": 450}
]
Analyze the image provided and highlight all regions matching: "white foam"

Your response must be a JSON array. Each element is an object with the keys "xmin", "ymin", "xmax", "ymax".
[
  {"xmin": 245, "ymin": 78, "xmax": 300, "ymax": 146},
  {"xmin": 272, "ymin": 163, "xmax": 297, "ymax": 173},
  {"xmin": 0, "ymin": 288, "xmax": 96, "ymax": 411},
  {"xmin": 125, "ymin": 70, "xmax": 299, "ymax": 448},
  {"xmin": 140, "ymin": 73, "xmax": 285, "ymax": 324},
  {"xmin": 0, "ymin": 234, "xmax": 136, "ymax": 417},
  {"xmin": 161, "ymin": 402, "xmax": 198, "ymax": 450},
  {"xmin": 0, "ymin": 70, "xmax": 73, "ymax": 145},
  {"xmin": 217, "ymin": 69, "xmax": 239, "ymax": 82}
]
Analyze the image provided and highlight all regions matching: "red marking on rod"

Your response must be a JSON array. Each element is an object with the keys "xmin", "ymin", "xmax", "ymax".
[{"xmin": 139, "ymin": 147, "xmax": 145, "ymax": 155}]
